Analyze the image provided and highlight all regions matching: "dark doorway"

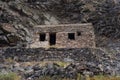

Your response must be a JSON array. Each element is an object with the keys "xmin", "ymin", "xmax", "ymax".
[{"xmin": 49, "ymin": 33, "xmax": 56, "ymax": 45}]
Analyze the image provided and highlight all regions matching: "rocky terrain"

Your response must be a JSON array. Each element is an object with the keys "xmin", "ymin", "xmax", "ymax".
[
  {"xmin": 0, "ymin": 0, "xmax": 120, "ymax": 80},
  {"xmin": 0, "ymin": 48, "xmax": 119, "ymax": 79}
]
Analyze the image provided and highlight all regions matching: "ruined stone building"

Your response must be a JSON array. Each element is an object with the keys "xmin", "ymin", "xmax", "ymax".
[{"xmin": 29, "ymin": 23, "xmax": 95, "ymax": 48}]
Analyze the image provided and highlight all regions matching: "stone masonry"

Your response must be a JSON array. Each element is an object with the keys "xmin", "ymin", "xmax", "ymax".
[{"xmin": 29, "ymin": 23, "xmax": 95, "ymax": 48}]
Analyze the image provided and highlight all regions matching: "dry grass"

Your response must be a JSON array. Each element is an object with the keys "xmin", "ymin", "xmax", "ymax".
[
  {"xmin": 89, "ymin": 75, "xmax": 120, "ymax": 80},
  {"xmin": 0, "ymin": 72, "xmax": 119, "ymax": 80},
  {"xmin": 37, "ymin": 75, "xmax": 120, "ymax": 80},
  {"xmin": 38, "ymin": 76, "xmax": 75, "ymax": 80},
  {"xmin": 0, "ymin": 73, "xmax": 20, "ymax": 80}
]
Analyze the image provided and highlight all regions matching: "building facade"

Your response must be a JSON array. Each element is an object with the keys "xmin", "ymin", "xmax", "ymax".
[{"xmin": 29, "ymin": 23, "xmax": 95, "ymax": 48}]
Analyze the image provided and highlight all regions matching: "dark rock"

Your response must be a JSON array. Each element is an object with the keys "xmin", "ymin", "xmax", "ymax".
[{"xmin": 33, "ymin": 65, "xmax": 41, "ymax": 71}]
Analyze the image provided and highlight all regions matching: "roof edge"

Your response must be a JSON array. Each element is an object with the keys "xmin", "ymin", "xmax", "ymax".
[{"xmin": 34, "ymin": 23, "xmax": 93, "ymax": 28}]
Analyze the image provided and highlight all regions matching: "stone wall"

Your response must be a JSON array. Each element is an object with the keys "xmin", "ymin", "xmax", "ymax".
[{"xmin": 30, "ymin": 23, "xmax": 95, "ymax": 48}]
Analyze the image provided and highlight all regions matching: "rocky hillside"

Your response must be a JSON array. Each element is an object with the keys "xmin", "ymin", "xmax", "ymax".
[
  {"xmin": 0, "ymin": 0, "xmax": 120, "ymax": 46},
  {"xmin": 0, "ymin": 48, "xmax": 120, "ymax": 79},
  {"xmin": 0, "ymin": 1, "xmax": 120, "ymax": 79}
]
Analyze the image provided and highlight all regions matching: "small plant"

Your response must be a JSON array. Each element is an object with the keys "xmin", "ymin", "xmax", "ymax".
[
  {"xmin": 56, "ymin": 61, "xmax": 70, "ymax": 67},
  {"xmin": 0, "ymin": 73, "xmax": 20, "ymax": 80}
]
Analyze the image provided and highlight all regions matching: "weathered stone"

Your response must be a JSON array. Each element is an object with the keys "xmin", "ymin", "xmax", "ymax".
[
  {"xmin": 30, "ymin": 23, "xmax": 95, "ymax": 48},
  {"xmin": 1, "ymin": 24, "xmax": 16, "ymax": 33}
]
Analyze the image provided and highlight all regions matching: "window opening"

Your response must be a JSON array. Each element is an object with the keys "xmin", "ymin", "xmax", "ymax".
[
  {"xmin": 39, "ymin": 33, "xmax": 46, "ymax": 41},
  {"xmin": 77, "ymin": 31, "xmax": 81, "ymax": 36},
  {"xmin": 68, "ymin": 33, "xmax": 75, "ymax": 40}
]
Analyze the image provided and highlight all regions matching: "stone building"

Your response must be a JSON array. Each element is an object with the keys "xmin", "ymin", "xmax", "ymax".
[{"xmin": 29, "ymin": 23, "xmax": 95, "ymax": 48}]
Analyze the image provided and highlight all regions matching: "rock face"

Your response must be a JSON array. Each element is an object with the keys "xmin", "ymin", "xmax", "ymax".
[
  {"xmin": 27, "ymin": 0, "xmax": 120, "ymax": 38},
  {"xmin": 0, "ymin": 0, "xmax": 120, "ymax": 47}
]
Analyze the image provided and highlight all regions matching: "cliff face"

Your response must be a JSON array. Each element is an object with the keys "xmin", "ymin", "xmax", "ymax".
[{"xmin": 0, "ymin": 0, "xmax": 120, "ymax": 46}]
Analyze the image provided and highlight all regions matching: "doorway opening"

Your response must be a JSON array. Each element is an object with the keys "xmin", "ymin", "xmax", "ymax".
[{"xmin": 49, "ymin": 33, "xmax": 56, "ymax": 46}]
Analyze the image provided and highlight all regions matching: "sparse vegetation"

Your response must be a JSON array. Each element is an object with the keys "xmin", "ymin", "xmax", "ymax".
[
  {"xmin": 38, "ymin": 76, "xmax": 75, "ymax": 80},
  {"xmin": 1, "ymin": 66, "xmax": 120, "ymax": 80},
  {"xmin": 0, "ymin": 73, "xmax": 20, "ymax": 80},
  {"xmin": 37, "ymin": 75, "xmax": 120, "ymax": 80},
  {"xmin": 89, "ymin": 75, "xmax": 120, "ymax": 80},
  {"xmin": 0, "ymin": 73, "xmax": 119, "ymax": 80},
  {"xmin": 55, "ymin": 61, "xmax": 70, "ymax": 67}
]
